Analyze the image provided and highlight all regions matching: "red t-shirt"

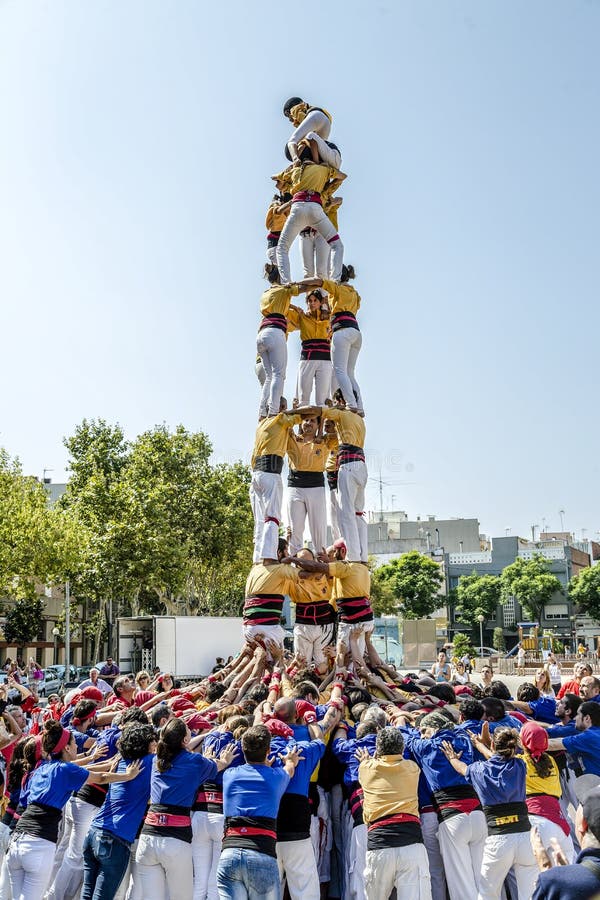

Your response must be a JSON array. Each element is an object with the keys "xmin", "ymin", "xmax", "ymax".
[{"xmin": 557, "ymin": 679, "xmax": 580, "ymax": 699}]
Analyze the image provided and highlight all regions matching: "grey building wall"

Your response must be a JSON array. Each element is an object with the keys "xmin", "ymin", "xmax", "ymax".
[{"xmin": 368, "ymin": 516, "xmax": 480, "ymax": 557}]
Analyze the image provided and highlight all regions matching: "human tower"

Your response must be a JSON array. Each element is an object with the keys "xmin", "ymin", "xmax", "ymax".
[{"xmin": 243, "ymin": 97, "xmax": 375, "ymax": 670}]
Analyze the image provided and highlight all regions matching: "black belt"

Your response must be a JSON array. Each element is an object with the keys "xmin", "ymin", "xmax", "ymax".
[
  {"xmin": 253, "ymin": 455, "xmax": 283, "ymax": 474},
  {"xmin": 287, "ymin": 470, "xmax": 324, "ymax": 488}
]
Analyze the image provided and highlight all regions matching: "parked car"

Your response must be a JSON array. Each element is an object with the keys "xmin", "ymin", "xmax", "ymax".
[
  {"xmin": 39, "ymin": 665, "xmax": 78, "ymax": 696},
  {"xmin": 75, "ymin": 666, "xmax": 93, "ymax": 684}
]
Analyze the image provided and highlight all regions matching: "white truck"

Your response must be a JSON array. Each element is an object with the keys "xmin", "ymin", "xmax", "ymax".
[{"xmin": 116, "ymin": 615, "xmax": 244, "ymax": 679}]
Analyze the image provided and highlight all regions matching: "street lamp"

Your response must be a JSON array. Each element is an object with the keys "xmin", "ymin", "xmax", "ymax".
[
  {"xmin": 52, "ymin": 627, "xmax": 60, "ymax": 666},
  {"xmin": 477, "ymin": 614, "xmax": 485, "ymax": 657}
]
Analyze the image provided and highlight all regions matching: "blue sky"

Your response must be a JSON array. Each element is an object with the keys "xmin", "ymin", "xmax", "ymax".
[{"xmin": 1, "ymin": 0, "xmax": 598, "ymax": 541}]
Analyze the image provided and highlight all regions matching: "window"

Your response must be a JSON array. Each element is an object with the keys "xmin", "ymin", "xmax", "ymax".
[
  {"xmin": 503, "ymin": 597, "xmax": 516, "ymax": 627},
  {"xmin": 544, "ymin": 604, "xmax": 569, "ymax": 621}
]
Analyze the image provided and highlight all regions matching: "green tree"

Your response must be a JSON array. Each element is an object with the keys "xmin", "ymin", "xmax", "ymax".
[
  {"xmin": 454, "ymin": 572, "xmax": 501, "ymax": 627},
  {"xmin": 3, "ymin": 597, "xmax": 44, "ymax": 648},
  {"xmin": 500, "ymin": 555, "xmax": 563, "ymax": 622},
  {"xmin": 368, "ymin": 557, "xmax": 397, "ymax": 617},
  {"xmin": 372, "ymin": 551, "xmax": 443, "ymax": 619},
  {"xmin": 493, "ymin": 627, "xmax": 506, "ymax": 653},
  {"xmin": 0, "ymin": 450, "xmax": 64, "ymax": 601},
  {"xmin": 570, "ymin": 566, "xmax": 600, "ymax": 623},
  {"xmin": 60, "ymin": 420, "xmax": 254, "ymax": 641},
  {"xmin": 452, "ymin": 632, "xmax": 474, "ymax": 660}
]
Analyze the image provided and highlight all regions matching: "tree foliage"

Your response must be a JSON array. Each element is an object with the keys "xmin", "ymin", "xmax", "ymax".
[
  {"xmin": 60, "ymin": 419, "xmax": 253, "ymax": 622},
  {"xmin": 452, "ymin": 632, "xmax": 474, "ymax": 660},
  {"xmin": 493, "ymin": 627, "xmax": 506, "ymax": 653},
  {"xmin": 368, "ymin": 557, "xmax": 397, "ymax": 617},
  {"xmin": 500, "ymin": 555, "xmax": 563, "ymax": 622},
  {"xmin": 454, "ymin": 572, "xmax": 501, "ymax": 627},
  {"xmin": 570, "ymin": 566, "xmax": 600, "ymax": 623},
  {"xmin": 372, "ymin": 551, "xmax": 443, "ymax": 619},
  {"xmin": 3, "ymin": 597, "xmax": 44, "ymax": 646}
]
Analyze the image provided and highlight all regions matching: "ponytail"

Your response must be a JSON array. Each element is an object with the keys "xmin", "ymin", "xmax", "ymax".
[{"xmin": 156, "ymin": 717, "xmax": 187, "ymax": 773}]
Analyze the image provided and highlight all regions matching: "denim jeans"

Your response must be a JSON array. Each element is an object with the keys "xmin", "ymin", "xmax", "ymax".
[
  {"xmin": 81, "ymin": 827, "xmax": 131, "ymax": 900},
  {"xmin": 217, "ymin": 848, "xmax": 281, "ymax": 900}
]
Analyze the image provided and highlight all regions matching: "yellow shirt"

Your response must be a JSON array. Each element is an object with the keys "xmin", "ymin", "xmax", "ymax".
[
  {"xmin": 290, "ymin": 163, "xmax": 337, "ymax": 195},
  {"xmin": 287, "ymin": 435, "xmax": 328, "ymax": 473},
  {"xmin": 524, "ymin": 753, "xmax": 562, "ymax": 798},
  {"xmin": 252, "ymin": 413, "xmax": 301, "ymax": 466},
  {"xmin": 323, "ymin": 431, "xmax": 339, "ymax": 473},
  {"xmin": 260, "ymin": 284, "xmax": 299, "ymax": 317},
  {"xmin": 324, "ymin": 408, "xmax": 366, "ymax": 449},
  {"xmin": 328, "ymin": 561, "xmax": 370, "ymax": 601},
  {"xmin": 322, "ymin": 280, "xmax": 361, "ymax": 317},
  {"xmin": 265, "ymin": 203, "xmax": 288, "ymax": 233},
  {"xmin": 287, "ymin": 308, "xmax": 330, "ymax": 342},
  {"xmin": 291, "ymin": 573, "xmax": 332, "ymax": 604},
  {"xmin": 359, "ymin": 756, "xmax": 421, "ymax": 824},
  {"xmin": 245, "ymin": 562, "xmax": 300, "ymax": 598}
]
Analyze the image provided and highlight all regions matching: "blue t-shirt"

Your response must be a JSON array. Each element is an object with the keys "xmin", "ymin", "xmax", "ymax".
[
  {"xmin": 531, "ymin": 848, "xmax": 600, "ymax": 900},
  {"xmin": 94, "ymin": 726, "xmax": 121, "ymax": 759},
  {"xmin": 150, "ymin": 750, "xmax": 218, "ymax": 807},
  {"xmin": 563, "ymin": 727, "xmax": 600, "ymax": 777},
  {"xmin": 401, "ymin": 727, "xmax": 474, "ymax": 792},
  {"xmin": 202, "ymin": 732, "xmax": 244, "ymax": 788},
  {"xmin": 488, "ymin": 714, "xmax": 523, "ymax": 733},
  {"xmin": 27, "ymin": 760, "xmax": 89, "ymax": 810},
  {"xmin": 546, "ymin": 722, "xmax": 577, "ymax": 739},
  {"xmin": 528, "ymin": 697, "xmax": 559, "ymax": 724},
  {"xmin": 269, "ymin": 739, "xmax": 325, "ymax": 796},
  {"xmin": 92, "ymin": 754, "xmax": 153, "ymax": 843},
  {"xmin": 223, "ymin": 763, "xmax": 290, "ymax": 818},
  {"xmin": 333, "ymin": 733, "xmax": 377, "ymax": 785},
  {"xmin": 465, "ymin": 755, "xmax": 526, "ymax": 806}
]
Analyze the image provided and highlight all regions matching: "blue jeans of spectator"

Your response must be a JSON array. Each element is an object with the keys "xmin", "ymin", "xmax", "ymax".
[
  {"xmin": 217, "ymin": 848, "xmax": 281, "ymax": 900},
  {"xmin": 81, "ymin": 827, "xmax": 131, "ymax": 900}
]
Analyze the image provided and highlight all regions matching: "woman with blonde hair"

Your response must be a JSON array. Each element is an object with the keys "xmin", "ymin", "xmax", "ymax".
[{"xmin": 534, "ymin": 667, "xmax": 555, "ymax": 698}]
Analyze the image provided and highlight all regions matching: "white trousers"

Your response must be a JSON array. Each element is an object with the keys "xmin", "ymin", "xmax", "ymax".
[
  {"xmin": 288, "ymin": 485, "xmax": 327, "ymax": 556},
  {"xmin": 296, "ymin": 359, "xmax": 331, "ymax": 406},
  {"xmin": 300, "ymin": 230, "xmax": 330, "ymax": 279},
  {"xmin": 47, "ymin": 795, "xmax": 96, "ymax": 899},
  {"xmin": 347, "ymin": 824, "xmax": 367, "ymax": 900},
  {"xmin": 266, "ymin": 243, "xmax": 278, "ymax": 266},
  {"xmin": 277, "ymin": 837, "xmax": 320, "ymax": 900},
  {"xmin": 305, "ymin": 132, "xmax": 342, "ymax": 170},
  {"xmin": 332, "ymin": 328, "xmax": 363, "ymax": 413},
  {"xmin": 135, "ymin": 833, "xmax": 193, "ymax": 900},
  {"xmin": 192, "ymin": 810, "xmax": 224, "ymax": 900},
  {"xmin": 256, "ymin": 327, "xmax": 287, "ymax": 417},
  {"xmin": 250, "ymin": 471, "xmax": 282, "ymax": 563},
  {"xmin": 437, "ymin": 810, "xmax": 486, "ymax": 900},
  {"xmin": 7, "ymin": 833, "xmax": 55, "ymax": 900},
  {"xmin": 477, "ymin": 831, "xmax": 537, "ymax": 900},
  {"xmin": 420, "ymin": 811, "xmax": 447, "ymax": 900},
  {"xmin": 277, "ymin": 202, "xmax": 343, "ymax": 285},
  {"xmin": 328, "ymin": 485, "xmax": 341, "ymax": 540},
  {"xmin": 338, "ymin": 620, "xmax": 374, "ymax": 662},
  {"xmin": 528, "ymin": 814, "xmax": 575, "ymax": 863},
  {"xmin": 364, "ymin": 843, "xmax": 432, "ymax": 900},
  {"xmin": 310, "ymin": 786, "xmax": 332, "ymax": 883},
  {"xmin": 294, "ymin": 623, "xmax": 335, "ymax": 668},
  {"xmin": 337, "ymin": 461, "xmax": 368, "ymax": 562},
  {"xmin": 0, "ymin": 855, "xmax": 11, "ymax": 900},
  {"xmin": 243, "ymin": 623, "xmax": 285, "ymax": 648}
]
